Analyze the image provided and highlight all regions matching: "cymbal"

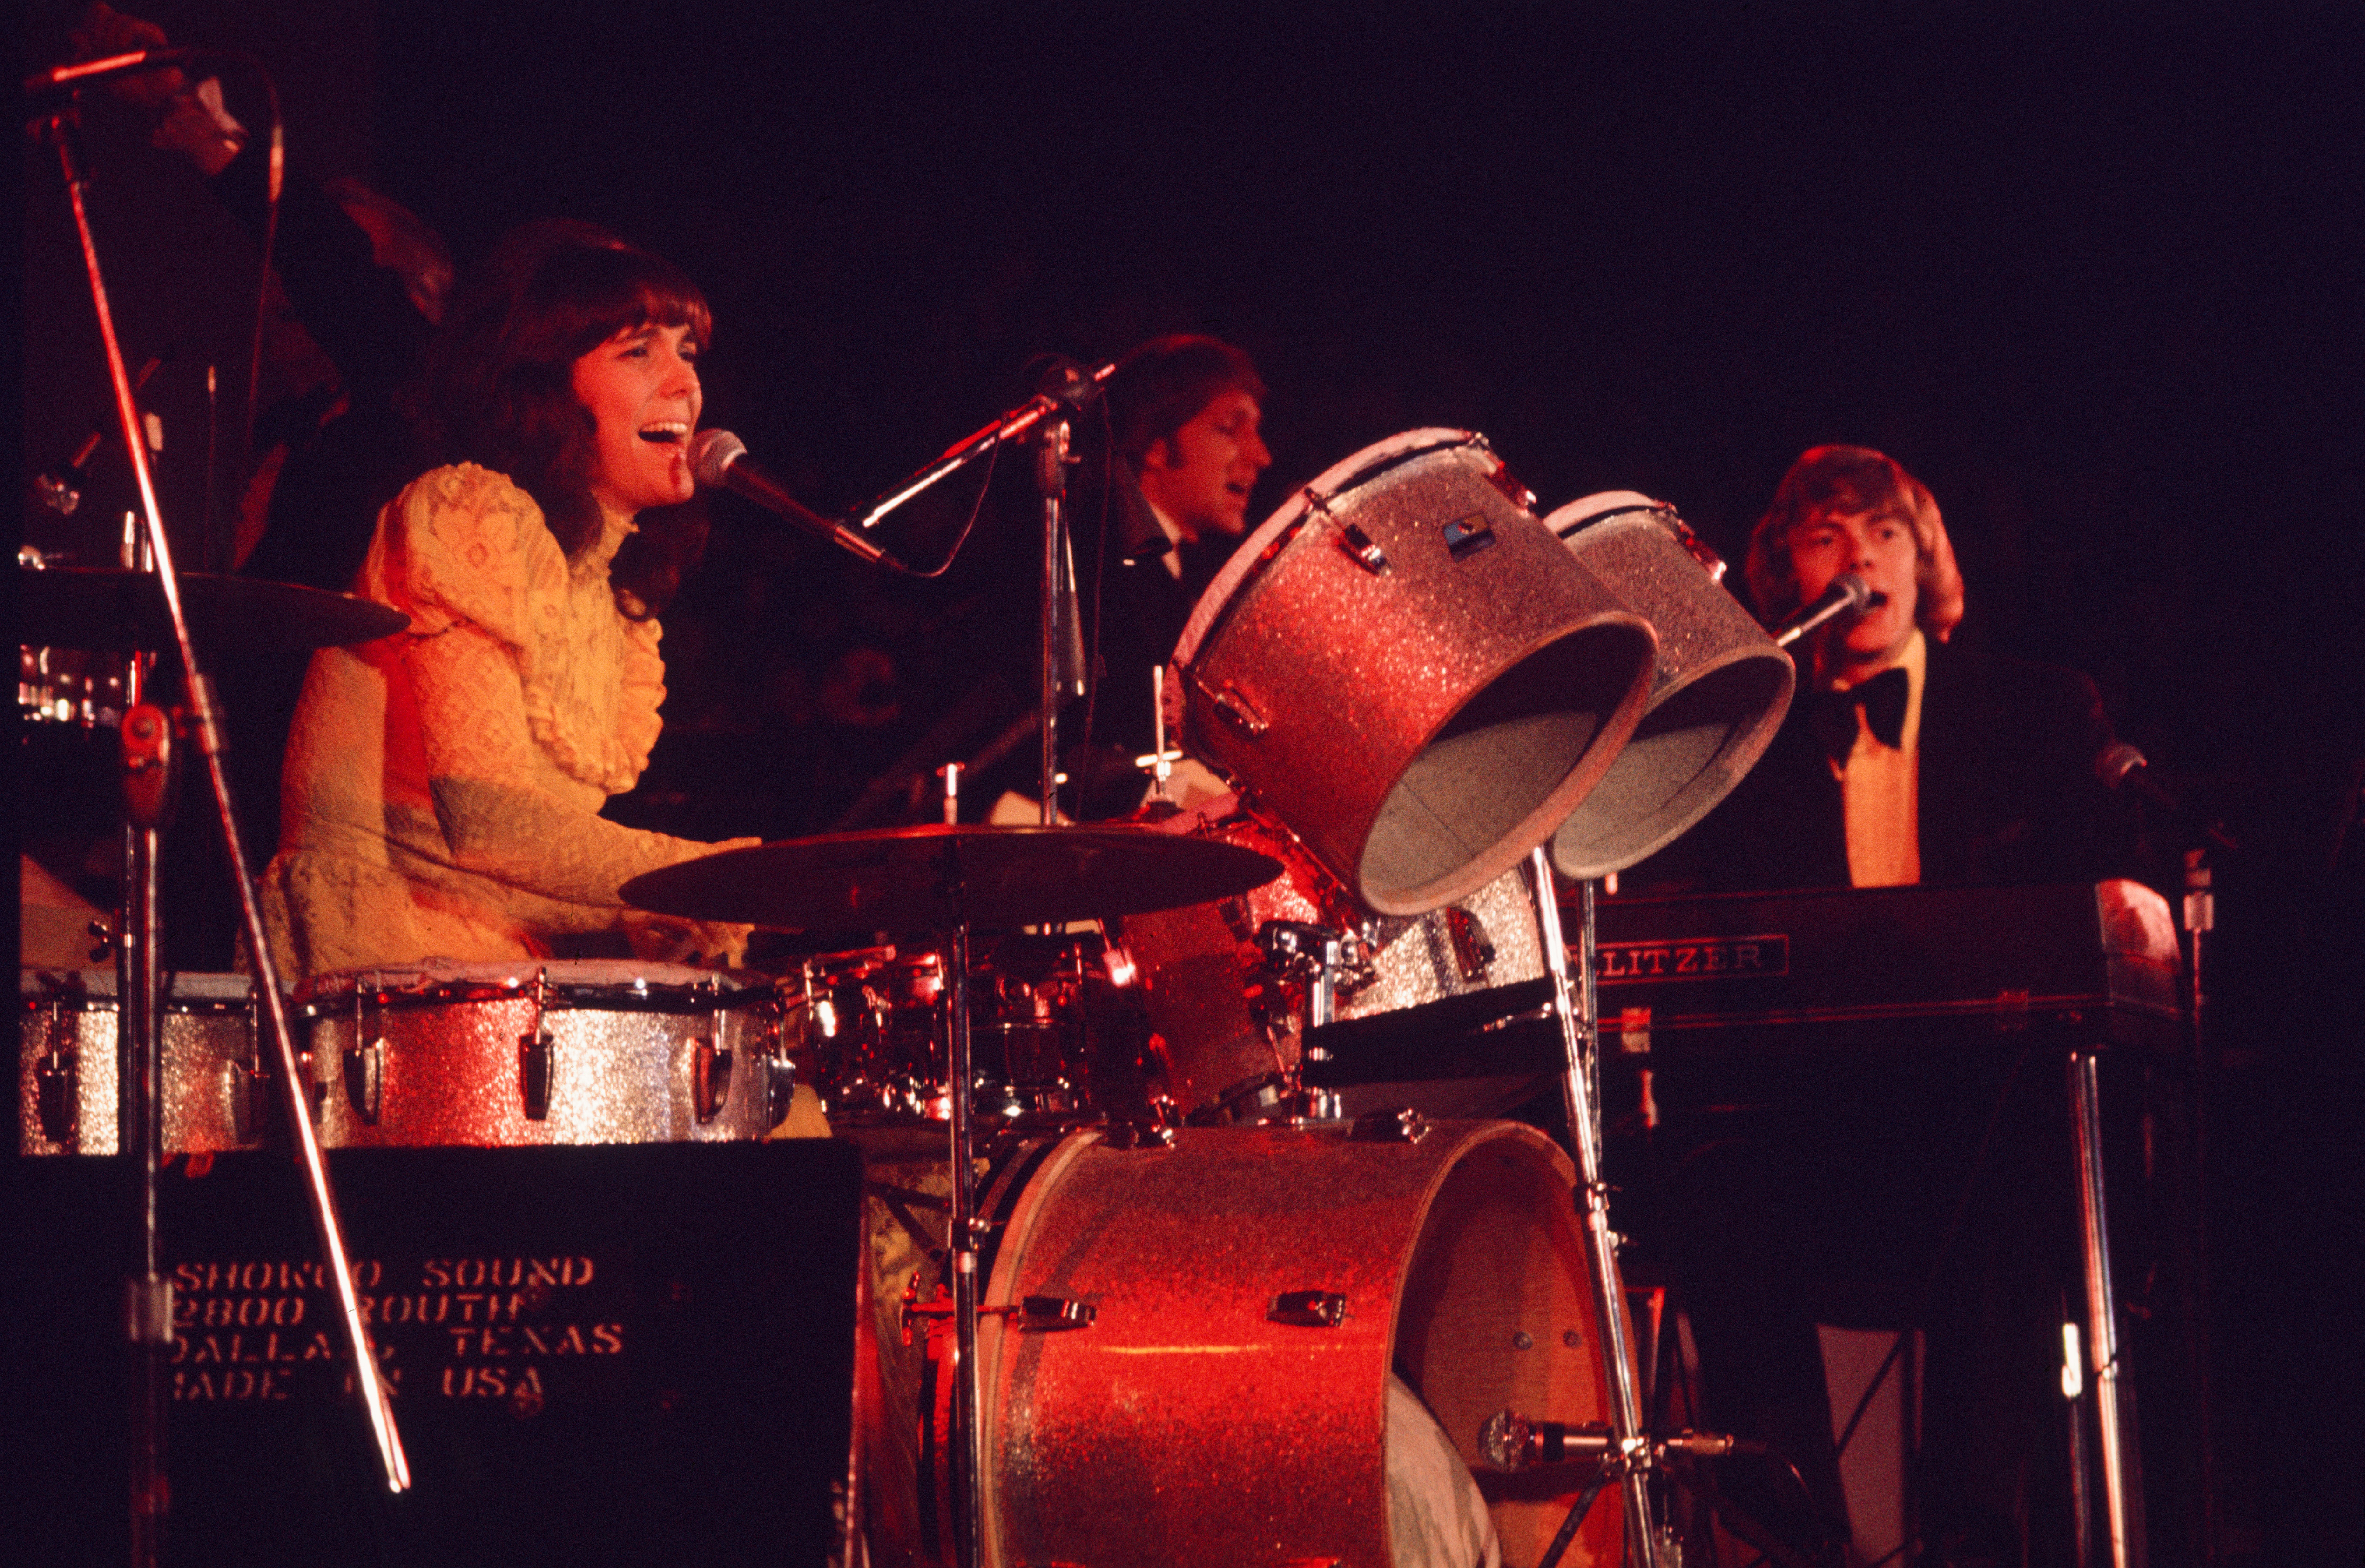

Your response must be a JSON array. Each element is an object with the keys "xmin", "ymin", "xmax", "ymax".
[
  {"xmin": 18, "ymin": 566, "xmax": 409, "ymax": 652},
  {"xmin": 620, "ymin": 824, "xmax": 1283, "ymax": 933}
]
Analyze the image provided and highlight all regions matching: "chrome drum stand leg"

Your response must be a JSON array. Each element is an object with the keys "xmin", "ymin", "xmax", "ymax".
[
  {"xmin": 1531, "ymin": 852, "xmax": 1660, "ymax": 1567},
  {"xmin": 2069, "ymin": 1050, "xmax": 2148, "ymax": 1568}
]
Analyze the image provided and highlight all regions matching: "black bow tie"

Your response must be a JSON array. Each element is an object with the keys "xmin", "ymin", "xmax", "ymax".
[{"xmin": 1808, "ymin": 666, "xmax": 1910, "ymax": 761}]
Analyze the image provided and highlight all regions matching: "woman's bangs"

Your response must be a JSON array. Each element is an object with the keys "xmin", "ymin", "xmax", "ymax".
[{"xmin": 554, "ymin": 247, "xmax": 713, "ymax": 354}]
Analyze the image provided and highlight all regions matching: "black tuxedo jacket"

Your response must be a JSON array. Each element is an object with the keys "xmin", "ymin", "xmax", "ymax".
[{"xmin": 1631, "ymin": 639, "xmax": 2136, "ymax": 893}]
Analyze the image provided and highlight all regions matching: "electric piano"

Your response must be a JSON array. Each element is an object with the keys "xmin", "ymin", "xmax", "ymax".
[{"xmin": 1591, "ymin": 878, "xmax": 2185, "ymax": 1062}]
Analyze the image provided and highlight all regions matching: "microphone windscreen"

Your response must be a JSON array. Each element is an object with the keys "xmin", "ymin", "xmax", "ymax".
[{"xmin": 688, "ymin": 428, "xmax": 747, "ymax": 489}]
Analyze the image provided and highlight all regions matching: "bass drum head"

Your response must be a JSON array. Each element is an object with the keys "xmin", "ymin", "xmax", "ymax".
[
  {"xmin": 1543, "ymin": 492, "xmax": 1794, "ymax": 879},
  {"xmin": 970, "ymin": 1121, "xmax": 1625, "ymax": 1568},
  {"xmin": 1170, "ymin": 431, "xmax": 1656, "ymax": 915}
]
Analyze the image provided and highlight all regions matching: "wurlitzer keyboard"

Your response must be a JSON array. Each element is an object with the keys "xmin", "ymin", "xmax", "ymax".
[
  {"xmin": 1590, "ymin": 878, "xmax": 2185, "ymax": 1061},
  {"xmin": 1299, "ymin": 879, "xmax": 2185, "ymax": 1086},
  {"xmin": 1583, "ymin": 879, "xmax": 2183, "ymax": 1568}
]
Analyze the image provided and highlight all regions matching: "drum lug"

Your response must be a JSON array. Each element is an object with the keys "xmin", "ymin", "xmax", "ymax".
[
  {"xmin": 1441, "ymin": 511, "xmax": 1497, "ymax": 560},
  {"xmin": 296, "ymin": 1050, "xmax": 327, "ymax": 1109},
  {"xmin": 905, "ymin": 1278, "xmax": 1098, "ymax": 1339},
  {"xmin": 1267, "ymin": 1289, "xmax": 1349, "ymax": 1328},
  {"xmin": 35, "ymin": 1046, "xmax": 78, "ymax": 1146},
  {"xmin": 761, "ymin": 1051, "xmax": 799, "ymax": 1130},
  {"xmin": 692, "ymin": 1037, "xmax": 734, "ymax": 1124},
  {"xmin": 1202, "ymin": 679, "xmax": 1269, "ymax": 740},
  {"xmin": 519, "ymin": 1031, "xmax": 553, "ymax": 1121},
  {"xmin": 1482, "ymin": 451, "xmax": 1539, "ymax": 513},
  {"xmin": 225, "ymin": 1060, "xmax": 267, "ymax": 1143},
  {"xmin": 343, "ymin": 1041, "xmax": 382, "ymax": 1125},
  {"xmin": 1336, "ymin": 519, "xmax": 1390, "ymax": 574},
  {"xmin": 1100, "ymin": 1114, "xmax": 1179, "ymax": 1150},
  {"xmin": 1444, "ymin": 906, "xmax": 1496, "ymax": 982},
  {"xmin": 1348, "ymin": 1106, "xmax": 1430, "ymax": 1144},
  {"xmin": 1011, "ymin": 1295, "xmax": 1096, "ymax": 1331}
]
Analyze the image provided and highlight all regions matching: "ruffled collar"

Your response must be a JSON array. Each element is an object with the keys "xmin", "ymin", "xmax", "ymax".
[{"xmin": 526, "ymin": 501, "xmax": 663, "ymax": 794}]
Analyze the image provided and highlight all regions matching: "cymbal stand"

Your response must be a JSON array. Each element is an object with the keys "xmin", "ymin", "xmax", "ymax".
[
  {"xmin": 1529, "ymin": 853, "xmax": 1660, "ymax": 1567},
  {"xmin": 941, "ymin": 868, "xmax": 986, "ymax": 1568},
  {"xmin": 36, "ymin": 102, "xmax": 410, "ymax": 1546}
]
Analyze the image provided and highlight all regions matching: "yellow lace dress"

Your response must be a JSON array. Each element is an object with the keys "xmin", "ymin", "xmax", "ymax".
[{"xmin": 259, "ymin": 464, "xmax": 745, "ymax": 980}]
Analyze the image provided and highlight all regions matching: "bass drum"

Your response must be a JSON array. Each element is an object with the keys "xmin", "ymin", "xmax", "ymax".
[
  {"xmin": 19, "ymin": 970, "xmax": 264, "ymax": 1155},
  {"xmin": 1167, "ymin": 429, "xmax": 1655, "ymax": 916},
  {"xmin": 930, "ymin": 1121, "xmax": 1624, "ymax": 1568},
  {"xmin": 1543, "ymin": 491, "xmax": 1794, "ymax": 879},
  {"xmin": 295, "ymin": 960, "xmax": 797, "ymax": 1146}
]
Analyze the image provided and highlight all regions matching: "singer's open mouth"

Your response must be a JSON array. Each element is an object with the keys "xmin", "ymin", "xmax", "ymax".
[
  {"xmin": 639, "ymin": 421, "xmax": 690, "ymax": 444},
  {"xmin": 1863, "ymin": 590, "xmax": 1890, "ymax": 608}
]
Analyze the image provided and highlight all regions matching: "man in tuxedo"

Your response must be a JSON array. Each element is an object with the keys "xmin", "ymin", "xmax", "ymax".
[
  {"xmin": 1060, "ymin": 335, "xmax": 1272, "ymax": 815},
  {"xmin": 1662, "ymin": 444, "xmax": 2127, "ymax": 892},
  {"xmin": 1631, "ymin": 447, "xmax": 2138, "ymax": 1567}
]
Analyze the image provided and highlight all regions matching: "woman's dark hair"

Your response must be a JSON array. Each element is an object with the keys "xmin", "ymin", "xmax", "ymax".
[{"xmin": 418, "ymin": 218, "xmax": 712, "ymax": 618}]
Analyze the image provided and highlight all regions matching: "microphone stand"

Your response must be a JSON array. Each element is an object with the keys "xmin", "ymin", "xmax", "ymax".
[
  {"xmin": 851, "ymin": 358, "xmax": 1117, "ymax": 535},
  {"xmin": 852, "ymin": 359, "xmax": 1105, "ymax": 1568},
  {"xmin": 34, "ymin": 102, "xmax": 410, "ymax": 1557}
]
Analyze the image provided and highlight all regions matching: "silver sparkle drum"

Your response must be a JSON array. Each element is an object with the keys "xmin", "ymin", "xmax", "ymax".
[
  {"xmin": 1543, "ymin": 491, "xmax": 1794, "ymax": 879},
  {"xmin": 1117, "ymin": 798, "xmax": 1546, "ymax": 1124},
  {"xmin": 915, "ymin": 1121, "xmax": 1626, "ymax": 1568},
  {"xmin": 295, "ymin": 960, "xmax": 796, "ymax": 1147},
  {"xmin": 19, "ymin": 970, "xmax": 267, "ymax": 1156},
  {"xmin": 1166, "ymin": 430, "xmax": 1656, "ymax": 916}
]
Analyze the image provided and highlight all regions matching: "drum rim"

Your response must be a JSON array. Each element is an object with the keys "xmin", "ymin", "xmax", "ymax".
[
  {"xmin": 20, "ymin": 969, "xmax": 257, "ymax": 1010},
  {"xmin": 1548, "ymin": 639, "xmax": 1796, "ymax": 878},
  {"xmin": 1539, "ymin": 490, "xmax": 1797, "ymax": 879},
  {"xmin": 293, "ymin": 960, "xmax": 768, "ymax": 1014}
]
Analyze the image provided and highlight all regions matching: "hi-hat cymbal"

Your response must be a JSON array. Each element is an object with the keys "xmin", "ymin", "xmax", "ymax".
[
  {"xmin": 18, "ymin": 566, "xmax": 409, "ymax": 652},
  {"xmin": 620, "ymin": 824, "xmax": 1282, "ymax": 934}
]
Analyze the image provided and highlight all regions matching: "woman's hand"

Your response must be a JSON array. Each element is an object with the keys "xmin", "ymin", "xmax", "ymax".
[
  {"xmin": 620, "ymin": 908, "xmax": 753, "ymax": 969},
  {"xmin": 618, "ymin": 835, "xmax": 763, "ymax": 967}
]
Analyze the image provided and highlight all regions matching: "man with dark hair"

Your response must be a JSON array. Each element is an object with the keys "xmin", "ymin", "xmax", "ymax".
[
  {"xmin": 1109, "ymin": 333, "xmax": 1272, "ymax": 569},
  {"xmin": 1052, "ymin": 335, "xmax": 1272, "ymax": 815}
]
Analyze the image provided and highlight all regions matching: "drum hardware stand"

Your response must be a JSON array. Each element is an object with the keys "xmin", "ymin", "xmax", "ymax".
[
  {"xmin": 2068, "ymin": 1048, "xmax": 2147, "ymax": 1568},
  {"xmin": 1529, "ymin": 854, "xmax": 1661, "ymax": 1568},
  {"xmin": 34, "ymin": 100, "xmax": 411, "ymax": 1544},
  {"xmin": 938, "ymin": 865, "xmax": 988, "ymax": 1568}
]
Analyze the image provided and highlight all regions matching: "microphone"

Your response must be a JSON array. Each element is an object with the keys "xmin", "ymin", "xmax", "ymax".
[
  {"xmin": 2095, "ymin": 743, "xmax": 2237, "ymax": 853},
  {"xmin": 25, "ymin": 48, "xmax": 200, "ymax": 96},
  {"xmin": 689, "ymin": 429, "xmax": 898, "ymax": 570},
  {"xmin": 1769, "ymin": 571, "xmax": 1872, "ymax": 649}
]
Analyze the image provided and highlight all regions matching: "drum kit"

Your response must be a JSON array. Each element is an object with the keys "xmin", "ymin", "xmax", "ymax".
[
  {"xmin": 22, "ymin": 402, "xmax": 1796, "ymax": 1564},
  {"xmin": 24, "ymin": 94, "xmax": 1794, "ymax": 1555}
]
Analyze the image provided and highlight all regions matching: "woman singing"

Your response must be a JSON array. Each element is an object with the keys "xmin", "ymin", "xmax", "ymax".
[{"xmin": 260, "ymin": 220, "xmax": 757, "ymax": 978}]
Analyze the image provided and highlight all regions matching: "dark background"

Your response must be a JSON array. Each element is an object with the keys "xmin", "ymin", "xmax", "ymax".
[{"xmin": 18, "ymin": 3, "xmax": 2360, "ymax": 1563}]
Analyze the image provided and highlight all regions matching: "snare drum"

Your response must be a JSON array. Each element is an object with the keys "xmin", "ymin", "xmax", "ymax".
[
  {"xmin": 1167, "ymin": 430, "xmax": 1656, "ymax": 916},
  {"xmin": 916, "ymin": 1121, "xmax": 1624, "ymax": 1568},
  {"xmin": 19, "ymin": 970, "xmax": 266, "ymax": 1155},
  {"xmin": 295, "ymin": 961, "xmax": 795, "ymax": 1147},
  {"xmin": 1543, "ymin": 492, "xmax": 1794, "ymax": 878}
]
